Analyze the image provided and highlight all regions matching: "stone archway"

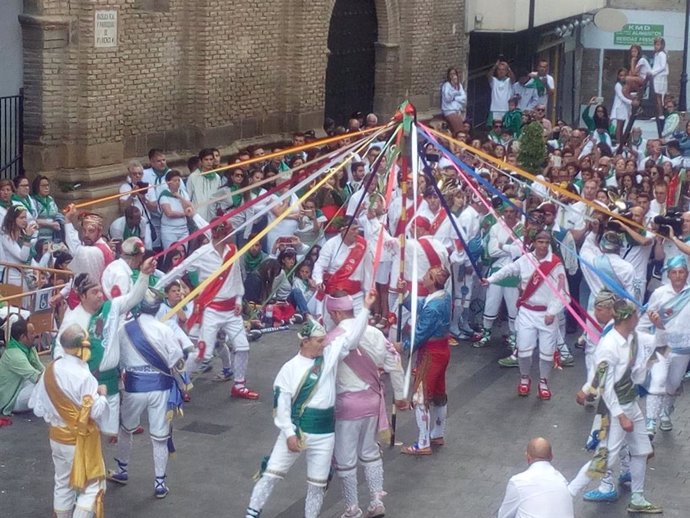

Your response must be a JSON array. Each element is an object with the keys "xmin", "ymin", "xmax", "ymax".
[{"xmin": 324, "ymin": 0, "xmax": 400, "ymax": 126}]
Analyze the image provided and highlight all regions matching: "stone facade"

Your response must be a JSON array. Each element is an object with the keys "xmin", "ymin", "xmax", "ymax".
[{"xmin": 19, "ymin": 0, "xmax": 466, "ymax": 210}]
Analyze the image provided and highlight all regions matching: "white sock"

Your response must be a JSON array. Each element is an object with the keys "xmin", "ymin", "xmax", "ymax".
[
  {"xmin": 430, "ymin": 403, "xmax": 447, "ymax": 439},
  {"xmin": 115, "ymin": 428, "xmax": 134, "ymax": 467},
  {"xmin": 248, "ymin": 476, "xmax": 279, "ymax": 513},
  {"xmin": 337, "ymin": 468, "xmax": 359, "ymax": 509},
  {"xmin": 630, "ymin": 455, "xmax": 646, "ymax": 494},
  {"xmin": 646, "ymin": 394, "xmax": 663, "ymax": 422},
  {"xmin": 234, "ymin": 350, "xmax": 249, "ymax": 385},
  {"xmin": 152, "ymin": 438, "xmax": 169, "ymax": 478},
  {"xmin": 305, "ymin": 483, "xmax": 325, "ymax": 518},
  {"xmin": 414, "ymin": 404, "xmax": 431, "ymax": 448},
  {"xmin": 363, "ymin": 459, "xmax": 385, "ymax": 507}
]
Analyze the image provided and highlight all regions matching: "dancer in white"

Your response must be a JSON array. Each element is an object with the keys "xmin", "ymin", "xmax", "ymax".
[
  {"xmin": 245, "ymin": 291, "xmax": 374, "ymax": 518},
  {"xmin": 31, "ymin": 324, "xmax": 110, "ymax": 518}
]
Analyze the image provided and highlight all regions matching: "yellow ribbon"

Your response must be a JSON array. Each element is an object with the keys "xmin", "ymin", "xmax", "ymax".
[{"xmin": 161, "ymin": 123, "xmax": 393, "ymax": 321}]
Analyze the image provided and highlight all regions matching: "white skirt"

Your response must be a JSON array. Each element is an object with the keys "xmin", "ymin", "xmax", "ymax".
[{"xmin": 654, "ymin": 76, "xmax": 668, "ymax": 96}]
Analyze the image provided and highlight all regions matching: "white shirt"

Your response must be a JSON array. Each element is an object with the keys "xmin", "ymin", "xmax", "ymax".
[
  {"xmin": 273, "ymin": 310, "xmax": 369, "ymax": 438},
  {"xmin": 101, "ymin": 258, "xmax": 133, "ymax": 300},
  {"xmin": 487, "ymin": 251, "xmax": 568, "ymax": 316},
  {"xmin": 186, "ymin": 170, "xmax": 224, "ymax": 222},
  {"xmin": 109, "ymin": 216, "xmax": 153, "ymax": 251},
  {"xmin": 312, "ymin": 234, "xmax": 371, "ymax": 288},
  {"xmin": 30, "ymin": 354, "xmax": 110, "ymax": 430},
  {"xmin": 156, "ymin": 302, "xmax": 195, "ymax": 352},
  {"xmin": 336, "ymin": 324, "xmax": 405, "ymax": 400},
  {"xmin": 389, "ymin": 236, "xmax": 450, "ymax": 288},
  {"xmin": 155, "ymin": 242, "xmax": 244, "ymax": 304},
  {"xmin": 441, "ymin": 81, "xmax": 467, "ymax": 114},
  {"xmin": 118, "ymin": 313, "xmax": 184, "ymax": 371},
  {"xmin": 490, "ymin": 77, "xmax": 513, "ymax": 113},
  {"xmin": 497, "ymin": 461, "xmax": 574, "ymax": 518}
]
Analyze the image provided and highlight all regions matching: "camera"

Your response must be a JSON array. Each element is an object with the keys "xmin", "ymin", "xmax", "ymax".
[
  {"xmin": 136, "ymin": 180, "xmax": 150, "ymax": 190},
  {"xmin": 654, "ymin": 209, "xmax": 684, "ymax": 237}
]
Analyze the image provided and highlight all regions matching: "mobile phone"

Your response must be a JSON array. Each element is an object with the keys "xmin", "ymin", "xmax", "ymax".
[{"xmin": 551, "ymin": 156, "xmax": 562, "ymax": 167}]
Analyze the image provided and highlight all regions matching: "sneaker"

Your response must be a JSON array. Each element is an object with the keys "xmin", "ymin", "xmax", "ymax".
[
  {"xmin": 133, "ymin": 425, "xmax": 145, "ymax": 435},
  {"xmin": 645, "ymin": 418, "xmax": 657, "ymax": 436},
  {"xmin": 107, "ymin": 470, "xmax": 129, "ymax": 485},
  {"xmin": 473, "ymin": 329, "xmax": 492, "ymax": 348},
  {"xmin": 290, "ymin": 314, "xmax": 304, "ymax": 325},
  {"xmin": 154, "ymin": 477, "xmax": 169, "ymax": 499},
  {"xmin": 430, "ymin": 437, "xmax": 445, "ymax": 446},
  {"xmin": 366, "ymin": 503, "xmax": 385, "ymax": 518},
  {"xmin": 199, "ymin": 360, "xmax": 213, "ymax": 374},
  {"xmin": 248, "ymin": 329, "xmax": 262, "ymax": 342},
  {"xmin": 214, "ymin": 368, "xmax": 234, "ymax": 382},
  {"xmin": 659, "ymin": 417, "xmax": 673, "ymax": 432},
  {"xmin": 231, "ymin": 385, "xmax": 260, "ymax": 400},
  {"xmin": 498, "ymin": 353, "xmax": 518, "ymax": 367},
  {"xmin": 518, "ymin": 376, "xmax": 531, "ymax": 397},
  {"xmin": 585, "ymin": 430, "xmax": 600, "ymax": 452},
  {"xmin": 537, "ymin": 378, "xmax": 552, "ymax": 400},
  {"xmin": 506, "ymin": 334, "xmax": 516, "ymax": 348},
  {"xmin": 448, "ymin": 336, "xmax": 460, "ymax": 347},
  {"xmin": 340, "ymin": 506, "xmax": 363, "ymax": 518},
  {"xmin": 618, "ymin": 471, "xmax": 632, "ymax": 486},
  {"xmin": 627, "ymin": 496, "xmax": 662, "ymax": 514},
  {"xmin": 584, "ymin": 488, "xmax": 619, "ymax": 502},
  {"xmin": 559, "ymin": 355, "xmax": 575, "ymax": 367},
  {"xmin": 459, "ymin": 330, "xmax": 482, "ymax": 343},
  {"xmin": 400, "ymin": 442, "xmax": 432, "ymax": 455}
]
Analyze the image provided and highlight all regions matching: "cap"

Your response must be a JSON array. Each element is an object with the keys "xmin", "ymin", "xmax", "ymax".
[{"xmin": 298, "ymin": 318, "xmax": 327, "ymax": 340}]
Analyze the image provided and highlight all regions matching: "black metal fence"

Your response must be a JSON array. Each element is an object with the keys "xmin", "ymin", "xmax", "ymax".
[{"xmin": 0, "ymin": 94, "xmax": 23, "ymax": 180}]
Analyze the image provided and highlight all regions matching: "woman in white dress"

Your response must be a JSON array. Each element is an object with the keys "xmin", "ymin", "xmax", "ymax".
[
  {"xmin": 158, "ymin": 170, "xmax": 192, "ymax": 250},
  {"xmin": 651, "ymin": 37, "xmax": 669, "ymax": 132},
  {"xmin": 611, "ymin": 68, "xmax": 633, "ymax": 145},
  {"xmin": 0, "ymin": 206, "xmax": 37, "ymax": 288},
  {"xmin": 441, "ymin": 67, "xmax": 467, "ymax": 135}
]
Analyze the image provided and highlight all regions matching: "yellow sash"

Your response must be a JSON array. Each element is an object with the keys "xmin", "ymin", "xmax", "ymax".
[{"xmin": 45, "ymin": 360, "xmax": 105, "ymax": 517}]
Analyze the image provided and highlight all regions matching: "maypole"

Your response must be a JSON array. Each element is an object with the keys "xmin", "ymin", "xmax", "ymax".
[{"xmin": 389, "ymin": 101, "xmax": 414, "ymax": 446}]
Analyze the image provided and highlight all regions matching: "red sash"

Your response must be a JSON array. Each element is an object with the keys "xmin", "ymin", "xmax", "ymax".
[
  {"xmin": 317, "ymin": 236, "xmax": 366, "ymax": 300},
  {"xmin": 416, "ymin": 238, "xmax": 442, "ymax": 296},
  {"xmin": 186, "ymin": 244, "xmax": 237, "ymax": 330},
  {"xmin": 393, "ymin": 197, "xmax": 420, "ymax": 237},
  {"xmin": 516, "ymin": 255, "xmax": 561, "ymax": 309},
  {"xmin": 94, "ymin": 240, "xmax": 115, "ymax": 266},
  {"xmin": 428, "ymin": 210, "xmax": 447, "ymax": 235}
]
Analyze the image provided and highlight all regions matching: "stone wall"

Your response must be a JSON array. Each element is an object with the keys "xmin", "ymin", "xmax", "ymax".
[{"xmin": 19, "ymin": 0, "xmax": 467, "ymax": 209}]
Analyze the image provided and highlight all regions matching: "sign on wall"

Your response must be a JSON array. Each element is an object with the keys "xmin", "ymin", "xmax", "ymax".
[
  {"xmin": 613, "ymin": 24, "xmax": 663, "ymax": 47},
  {"xmin": 94, "ymin": 10, "xmax": 118, "ymax": 48}
]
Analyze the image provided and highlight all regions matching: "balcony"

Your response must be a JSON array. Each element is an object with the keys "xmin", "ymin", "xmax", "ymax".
[{"xmin": 466, "ymin": 0, "xmax": 605, "ymax": 33}]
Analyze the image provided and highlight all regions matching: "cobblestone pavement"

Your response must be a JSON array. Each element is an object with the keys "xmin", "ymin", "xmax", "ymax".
[{"xmin": 2, "ymin": 324, "xmax": 689, "ymax": 518}]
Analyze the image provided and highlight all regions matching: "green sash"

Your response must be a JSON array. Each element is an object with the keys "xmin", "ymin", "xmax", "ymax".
[
  {"xmin": 283, "ymin": 356, "xmax": 334, "ymax": 436},
  {"xmin": 488, "ymin": 223, "xmax": 522, "ymax": 287},
  {"xmin": 87, "ymin": 301, "xmax": 119, "ymax": 394}
]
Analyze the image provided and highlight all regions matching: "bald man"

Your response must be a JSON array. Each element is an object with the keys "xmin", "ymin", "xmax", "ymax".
[{"xmin": 497, "ymin": 438, "xmax": 574, "ymax": 518}]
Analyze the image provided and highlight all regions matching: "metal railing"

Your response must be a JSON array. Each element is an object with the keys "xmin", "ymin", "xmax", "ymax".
[{"xmin": 0, "ymin": 93, "xmax": 24, "ymax": 180}]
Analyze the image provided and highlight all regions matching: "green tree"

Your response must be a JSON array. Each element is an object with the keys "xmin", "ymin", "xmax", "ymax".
[{"xmin": 518, "ymin": 121, "xmax": 546, "ymax": 175}]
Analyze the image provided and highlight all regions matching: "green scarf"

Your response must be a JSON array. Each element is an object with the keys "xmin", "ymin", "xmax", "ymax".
[
  {"xmin": 152, "ymin": 168, "xmax": 170, "ymax": 185},
  {"xmin": 87, "ymin": 301, "xmax": 119, "ymax": 394},
  {"xmin": 32, "ymin": 194, "xmax": 55, "ymax": 216},
  {"xmin": 123, "ymin": 224, "xmax": 141, "ymax": 240},
  {"xmin": 0, "ymin": 199, "xmax": 10, "ymax": 209},
  {"xmin": 244, "ymin": 251, "xmax": 265, "ymax": 273},
  {"xmin": 11, "ymin": 194, "xmax": 33, "ymax": 215},
  {"xmin": 7, "ymin": 338, "xmax": 31, "ymax": 360}
]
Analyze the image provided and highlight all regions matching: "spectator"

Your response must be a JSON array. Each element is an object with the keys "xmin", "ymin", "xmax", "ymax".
[
  {"xmin": 487, "ymin": 59, "xmax": 515, "ymax": 124},
  {"xmin": 651, "ymin": 37, "xmax": 669, "ymax": 135},
  {"xmin": 31, "ymin": 175, "xmax": 62, "ymax": 243},
  {"xmin": 497, "ymin": 437, "xmax": 574, "ymax": 518},
  {"xmin": 527, "ymin": 59, "xmax": 555, "ymax": 109},
  {"xmin": 109, "ymin": 205, "xmax": 153, "ymax": 252},
  {"xmin": 441, "ymin": 67, "xmax": 467, "ymax": 135},
  {"xmin": 0, "ymin": 316, "xmax": 43, "ymax": 416},
  {"xmin": 159, "ymin": 170, "xmax": 194, "ymax": 250},
  {"xmin": 187, "ymin": 148, "xmax": 225, "ymax": 221}
]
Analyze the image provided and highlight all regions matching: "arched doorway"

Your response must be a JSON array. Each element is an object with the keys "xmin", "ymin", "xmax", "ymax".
[{"xmin": 324, "ymin": 0, "xmax": 378, "ymax": 127}]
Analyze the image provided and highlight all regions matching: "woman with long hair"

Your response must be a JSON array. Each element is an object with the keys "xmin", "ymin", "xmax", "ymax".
[
  {"xmin": 441, "ymin": 67, "xmax": 467, "ymax": 135},
  {"xmin": 1, "ymin": 206, "xmax": 37, "ymax": 287},
  {"xmin": 651, "ymin": 37, "xmax": 669, "ymax": 134},
  {"xmin": 0, "ymin": 179, "xmax": 14, "ymax": 225}
]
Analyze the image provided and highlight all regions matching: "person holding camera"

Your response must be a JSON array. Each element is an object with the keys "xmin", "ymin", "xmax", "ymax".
[
  {"xmin": 487, "ymin": 59, "xmax": 515, "ymax": 124},
  {"xmin": 653, "ymin": 210, "xmax": 690, "ymax": 283}
]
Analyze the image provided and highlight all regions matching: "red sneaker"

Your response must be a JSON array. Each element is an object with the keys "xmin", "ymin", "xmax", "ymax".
[
  {"xmin": 537, "ymin": 379, "xmax": 551, "ymax": 400},
  {"xmin": 133, "ymin": 425, "xmax": 145, "ymax": 435},
  {"xmin": 517, "ymin": 376, "xmax": 531, "ymax": 397},
  {"xmin": 231, "ymin": 385, "xmax": 260, "ymax": 400}
]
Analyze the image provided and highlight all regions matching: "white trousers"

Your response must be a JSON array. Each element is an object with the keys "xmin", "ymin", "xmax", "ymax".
[
  {"xmin": 333, "ymin": 417, "xmax": 381, "ymax": 471},
  {"xmin": 13, "ymin": 379, "xmax": 37, "ymax": 413},
  {"xmin": 516, "ymin": 307, "xmax": 558, "ymax": 362},
  {"xmin": 263, "ymin": 431, "xmax": 335, "ymax": 487},
  {"xmin": 666, "ymin": 352, "xmax": 690, "ymax": 395},
  {"xmin": 199, "ymin": 307, "xmax": 249, "ymax": 356},
  {"xmin": 161, "ymin": 225, "xmax": 188, "ymax": 251},
  {"xmin": 50, "ymin": 440, "xmax": 105, "ymax": 514},
  {"xmin": 101, "ymin": 393, "xmax": 120, "ymax": 437},
  {"xmin": 120, "ymin": 389, "xmax": 171, "ymax": 439},
  {"xmin": 483, "ymin": 284, "xmax": 518, "ymax": 330}
]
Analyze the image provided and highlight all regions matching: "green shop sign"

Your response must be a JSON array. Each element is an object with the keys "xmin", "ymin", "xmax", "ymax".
[{"xmin": 614, "ymin": 24, "xmax": 664, "ymax": 47}]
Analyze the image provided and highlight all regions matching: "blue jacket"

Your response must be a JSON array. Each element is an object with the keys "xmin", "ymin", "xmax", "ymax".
[{"xmin": 403, "ymin": 291, "xmax": 451, "ymax": 352}]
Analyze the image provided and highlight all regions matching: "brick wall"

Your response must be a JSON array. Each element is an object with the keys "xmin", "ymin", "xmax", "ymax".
[{"xmin": 20, "ymin": 0, "xmax": 467, "ymax": 186}]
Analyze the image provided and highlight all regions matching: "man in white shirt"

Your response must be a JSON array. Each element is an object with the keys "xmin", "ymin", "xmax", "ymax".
[
  {"xmin": 487, "ymin": 60, "xmax": 515, "ymax": 122},
  {"xmin": 497, "ymin": 437, "xmax": 573, "ymax": 518},
  {"xmin": 527, "ymin": 59, "xmax": 555, "ymax": 109},
  {"xmin": 186, "ymin": 148, "xmax": 224, "ymax": 222}
]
